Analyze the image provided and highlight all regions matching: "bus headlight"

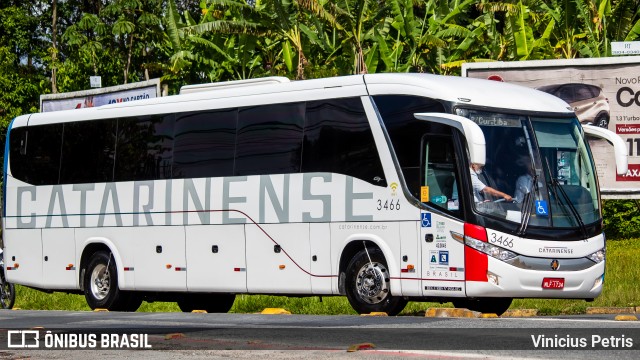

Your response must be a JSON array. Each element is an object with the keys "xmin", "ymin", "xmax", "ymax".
[
  {"xmin": 587, "ymin": 248, "xmax": 606, "ymax": 264},
  {"xmin": 465, "ymin": 236, "xmax": 518, "ymax": 261}
]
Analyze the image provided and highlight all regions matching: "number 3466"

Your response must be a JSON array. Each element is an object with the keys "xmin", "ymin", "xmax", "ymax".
[{"xmin": 377, "ymin": 199, "xmax": 400, "ymax": 211}]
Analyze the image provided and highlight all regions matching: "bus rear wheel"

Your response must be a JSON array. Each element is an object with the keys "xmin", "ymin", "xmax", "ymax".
[
  {"xmin": 177, "ymin": 293, "xmax": 236, "ymax": 313},
  {"xmin": 345, "ymin": 248, "xmax": 407, "ymax": 316},
  {"xmin": 452, "ymin": 297, "xmax": 512, "ymax": 316},
  {"xmin": 83, "ymin": 251, "xmax": 139, "ymax": 311},
  {"xmin": 0, "ymin": 274, "xmax": 15, "ymax": 310}
]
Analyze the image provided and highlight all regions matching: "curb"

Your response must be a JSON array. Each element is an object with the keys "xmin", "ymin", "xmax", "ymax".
[
  {"xmin": 502, "ymin": 309, "xmax": 539, "ymax": 317},
  {"xmin": 425, "ymin": 308, "xmax": 484, "ymax": 318},
  {"xmin": 361, "ymin": 312, "xmax": 388, "ymax": 316},
  {"xmin": 586, "ymin": 307, "xmax": 636, "ymax": 315},
  {"xmin": 421, "ymin": 307, "xmax": 638, "ymax": 318},
  {"xmin": 260, "ymin": 308, "xmax": 291, "ymax": 315}
]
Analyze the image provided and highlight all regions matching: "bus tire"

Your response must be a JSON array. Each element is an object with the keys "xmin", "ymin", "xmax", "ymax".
[
  {"xmin": 452, "ymin": 297, "xmax": 512, "ymax": 316},
  {"xmin": 345, "ymin": 248, "xmax": 407, "ymax": 316},
  {"xmin": 177, "ymin": 293, "xmax": 236, "ymax": 313},
  {"xmin": 1, "ymin": 275, "xmax": 15, "ymax": 310},
  {"xmin": 83, "ymin": 251, "xmax": 129, "ymax": 311}
]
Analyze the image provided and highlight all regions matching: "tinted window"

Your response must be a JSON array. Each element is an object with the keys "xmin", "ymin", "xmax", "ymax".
[
  {"xmin": 423, "ymin": 134, "xmax": 460, "ymax": 215},
  {"xmin": 573, "ymin": 85, "xmax": 593, "ymax": 102},
  {"xmin": 587, "ymin": 84, "xmax": 600, "ymax": 97},
  {"xmin": 302, "ymin": 98, "xmax": 386, "ymax": 186},
  {"xmin": 9, "ymin": 124, "xmax": 62, "ymax": 185},
  {"xmin": 556, "ymin": 86, "xmax": 575, "ymax": 102},
  {"xmin": 114, "ymin": 114, "xmax": 174, "ymax": 181},
  {"xmin": 60, "ymin": 120, "xmax": 116, "ymax": 184},
  {"xmin": 173, "ymin": 109, "xmax": 236, "ymax": 178},
  {"xmin": 374, "ymin": 95, "xmax": 446, "ymax": 196},
  {"xmin": 235, "ymin": 103, "xmax": 304, "ymax": 176}
]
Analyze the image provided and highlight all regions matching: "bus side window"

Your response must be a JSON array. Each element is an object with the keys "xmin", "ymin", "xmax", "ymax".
[
  {"xmin": 372, "ymin": 95, "xmax": 446, "ymax": 197},
  {"xmin": 114, "ymin": 114, "xmax": 175, "ymax": 181},
  {"xmin": 173, "ymin": 109, "xmax": 237, "ymax": 179},
  {"xmin": 235, "ymin": 103, "xmax": 305, "ymax": 176},
  {"xmin": 302, "ymin": 98, "xmax": 387, "ymax": 187},
  {"xmin": 60, "ymin": 120, "xmax": 117, "ymax": 184},
  {"xmin": 422, "ymin": 134, "xmax": 460, "ymax": 214},
  {"xmin": 10, "ymin": 124, "xmax": 63, "ymax": 185}
]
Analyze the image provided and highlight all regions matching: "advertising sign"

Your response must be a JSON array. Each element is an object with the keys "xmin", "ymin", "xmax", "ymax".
[
  {"xmin": 40, "ymin": 79, "xmax": 161, "ymax": 112},
  {"xmin": 463, "ymin": 56, "xmax": 640, "ymax": 198}
]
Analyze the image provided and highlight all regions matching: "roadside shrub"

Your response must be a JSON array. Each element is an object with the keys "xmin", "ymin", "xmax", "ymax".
[{"xmin": 602, "ymin": 200, "xmax": 640, "ymax": 240}]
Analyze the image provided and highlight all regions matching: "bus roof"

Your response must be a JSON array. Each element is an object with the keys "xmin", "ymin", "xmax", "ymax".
[
  {"xmin": 364, "ymin": 73, "xmax": 573, "ymax": 114},
  {"xmin": 20, "ymin": 73, "xmax": 573, "ymax": 127}
]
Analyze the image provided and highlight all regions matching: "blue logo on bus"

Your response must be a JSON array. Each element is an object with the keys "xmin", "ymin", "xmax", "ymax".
[
  {"xmin": 535, "ymin": 200, "xmax": 549, "ymax": 217},
  {"xmin": 439, "ymin": 251, "xmax": 449, "ymax": 265},
  {"xmin": 421, "ymin": 213, "xmax": 432, "ymax": 227}
]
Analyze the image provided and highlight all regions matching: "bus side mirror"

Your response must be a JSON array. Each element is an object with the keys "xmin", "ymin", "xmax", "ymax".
[{"xmin": 582, "ymin": 125, "xmax": 628, "ymax": 175}]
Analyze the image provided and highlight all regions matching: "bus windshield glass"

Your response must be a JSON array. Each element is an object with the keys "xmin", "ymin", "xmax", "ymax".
[{"xmin": 456, "ymin": 109, "xmax": 600, "ymax": 229}]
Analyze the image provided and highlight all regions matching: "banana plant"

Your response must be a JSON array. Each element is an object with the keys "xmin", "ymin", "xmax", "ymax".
[
  {"xmin": 327, "ymin": 0, "xmax": 385, "ymax": 75},
  {"xmin": 477, "ymin": 1, "xmax": 554, "ymax": 60},
  {"xmin": 160, "ymin": 0, "xmax": 264, "ymax": 82},
  {"xmin": 608, "ymin": 0, "xmax": 640, "ymax": 41},
  {"xmin": 266, "ymin": 0, "xmax": 339, "ymax": 79}
]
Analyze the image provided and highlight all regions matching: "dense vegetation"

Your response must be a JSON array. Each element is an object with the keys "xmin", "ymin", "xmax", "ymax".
[
  {"xmin": 1, "ymin": 0, "xmax": 639, "ymax": 236},
  {"xmin": 3, "ymin": 1, "xmax": 640, "ymax": 125}
]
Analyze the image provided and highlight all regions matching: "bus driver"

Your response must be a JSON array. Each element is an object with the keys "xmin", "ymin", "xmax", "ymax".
[{"xmin": 470, "ymin": 163, "xmax": 513, "ymax": 203}]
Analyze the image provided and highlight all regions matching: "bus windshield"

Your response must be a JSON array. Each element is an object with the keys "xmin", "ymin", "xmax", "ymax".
[{"xmin": 456, "ymin": 109, "xmax": 600, "ymax": 229}]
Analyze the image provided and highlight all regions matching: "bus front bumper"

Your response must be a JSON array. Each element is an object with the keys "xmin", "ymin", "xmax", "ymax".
[{"xmin": 465, "ymin": 256, "xmax": 605, "ymax": 299}]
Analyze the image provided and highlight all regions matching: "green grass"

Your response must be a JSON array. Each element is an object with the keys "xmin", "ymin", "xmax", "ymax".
[{"xmin": 10, "ymin": 239, "xmax": 640, "ymax": 315}]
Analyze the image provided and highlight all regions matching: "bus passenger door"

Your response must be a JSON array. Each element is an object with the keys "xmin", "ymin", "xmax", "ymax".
[
  {"xmin": 185, "ymin": 225, "xmax": 247, "ymax": 292},
  {"xmin": 419, "ymin": 131, "xmax": 466, "ymax": 298}
]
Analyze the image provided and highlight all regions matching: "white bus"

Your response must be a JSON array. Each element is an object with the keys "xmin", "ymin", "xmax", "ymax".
[{"xmin": 2, "ymin": 74, "xmax": 627, "ymax": 315}]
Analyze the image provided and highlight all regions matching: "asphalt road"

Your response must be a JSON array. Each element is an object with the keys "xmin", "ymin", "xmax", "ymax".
[{"xmin": 0, "ymin": 310, "xmax": 639, "ymax": 359}]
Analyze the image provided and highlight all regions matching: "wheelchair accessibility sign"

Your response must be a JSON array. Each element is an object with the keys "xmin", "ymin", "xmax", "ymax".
[
  {"xmin": 421, "ymin": 213, "xmax": 432, "ymax": 227},
  {"xmin": 535, "ymin": 200, "xmax": 549, "ymax": 217}
]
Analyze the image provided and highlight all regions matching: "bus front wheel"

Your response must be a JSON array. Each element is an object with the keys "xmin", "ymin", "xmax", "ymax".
[
  {"xmin": 345, "ymin": 248, "xmax": 407, "ymax": 316},
  {"xmin": 452, "ymin": 297, "xmax": 512, "ymax": 316},
  {"xmin": 83, "ymin": 251, "xmax": 139, "ymax": 311},
  {"xmin": 177, "ymin": 294, "xmax": 236, "ymax": 313}
]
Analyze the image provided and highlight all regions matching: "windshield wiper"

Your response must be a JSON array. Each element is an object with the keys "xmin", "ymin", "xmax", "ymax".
[
  {"xmin": 516, "ymin": 174, "xmax": 537, "ymax": 236},
  {"xmin": 544, "ymin": 159, "xmax": 587, "ymax": 238}
]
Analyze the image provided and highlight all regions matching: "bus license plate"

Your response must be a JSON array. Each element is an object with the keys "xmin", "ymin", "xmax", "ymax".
[{"xmin": 542, "ymin": 278, "xmax": 564, "ymax": 289}]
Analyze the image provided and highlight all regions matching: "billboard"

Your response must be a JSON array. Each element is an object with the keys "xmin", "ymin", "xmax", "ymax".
[
  {"xmin": 463, "ymin": 56, "xmax": 640, "ymax": 199},
  {"xmin": 40, "ymin": 79, "xmax": 162, "ymax": 112}
]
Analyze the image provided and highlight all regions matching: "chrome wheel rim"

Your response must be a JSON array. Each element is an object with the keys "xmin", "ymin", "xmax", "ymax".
[
  {"xmin": 90, "ymin": 263, "xmax": 110, "ymax": 301},
  {"xmin": 355, "ymin": 262, "xmax": 389, "ymax": 304}
]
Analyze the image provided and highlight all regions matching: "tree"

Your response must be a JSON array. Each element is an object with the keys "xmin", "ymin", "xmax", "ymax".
[{"xmin": 159, "ymin": 0, "xmax": 266, "ymax": 87}]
